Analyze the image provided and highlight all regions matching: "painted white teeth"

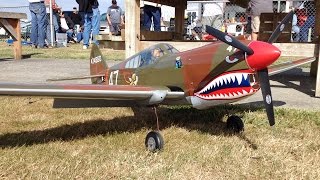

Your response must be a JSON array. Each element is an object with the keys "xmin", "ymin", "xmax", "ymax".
[
  {"xmin": 198, "ymin": 73, "xmax": 255, "ymax": 97},
  {"xmin": 230, "ymin": 75, "xmax": 236, "ymax": 83},
  {"xmin": 219, "ymin": 78, "xmax": 224, "ymax": 86},
  {"xmin": 235, "ymin": 74, "xmax": 243, "ymax": 85},
  {"xmin": 243, "ymin": 74, "xmax": 248, "ymax": 81},
  {"xmin": 242, "ymin": 90, "xmax": 248, "ymax": 95}
]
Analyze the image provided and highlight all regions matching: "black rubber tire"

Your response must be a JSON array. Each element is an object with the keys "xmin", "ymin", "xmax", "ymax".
[
  {"xmin": 226, "ymin": 115, "xmax": 244, "ymax": 133},
  {"xmin": 145, "ymin": 131, "xmax": 164, "ymax": 152}
]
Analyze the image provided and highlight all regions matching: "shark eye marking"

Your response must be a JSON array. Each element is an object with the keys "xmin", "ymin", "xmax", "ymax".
[{"xmin": 226, "ymin": 56, "xmax": 239, "ymax": 64}]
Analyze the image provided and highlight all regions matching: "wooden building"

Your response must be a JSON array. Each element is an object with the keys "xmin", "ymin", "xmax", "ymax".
[{"xmin": 125, "ymin": 0, "xmax": 320, "ymax": 97}]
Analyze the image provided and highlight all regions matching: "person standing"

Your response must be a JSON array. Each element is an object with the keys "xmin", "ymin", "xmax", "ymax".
[
  {"xmin": 247, "ymin": 0, "xmax": 273, "ymax": 40},
  {"xmin": 28, "ymin": 0, "xmax": 46, "ymax": 48},
  {"xmin": 299, "ymin": 1, "xmax": 315, "ymax": 42},
  {"xmin": 76, "ymin": 0, "xmax": 100, "ymax": 49},
  {"xmin": 142, "ymin": 2, "xmax": 161, "ymax": 31},
  {"xmin": 107, "ymin": 0, "xmax": 124, "ymax": 35},
  {"xmin": 201, "ymin": 3, "xmax": 223, "ymax": 30},
  {"xmin": 45, "ymin": 2, "xmax": 60, "ymax": 48}
]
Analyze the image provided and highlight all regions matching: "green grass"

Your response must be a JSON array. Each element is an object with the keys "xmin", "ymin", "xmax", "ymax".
[
  {"xmin": 0, "ymin": 41, "xmax": 317, "ymax": 178},
  {"xmin": 0, "ymin": 42, "xmax": 125, "ymax": 61},
  {"xmin": 0, "ymin": 97, "xmax": 320, "ymax": 179}
]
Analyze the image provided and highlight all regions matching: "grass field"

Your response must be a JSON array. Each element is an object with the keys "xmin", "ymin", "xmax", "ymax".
[
  {"xmin": 0, "ymin": 42, "xmax": 125, "ymax": 61},
  {"xmin": 0, "ymin": 96, "xmax": 320, "ymax": 179},
  {"xmin": 0, "ymin": 41, "xmax": 318, "ymax": 178}
]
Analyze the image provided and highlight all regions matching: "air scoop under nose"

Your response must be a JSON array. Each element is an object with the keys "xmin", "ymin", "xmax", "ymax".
[{"xmin": 246, "ymin": 41, "xmax": 281, "ymax": 70}]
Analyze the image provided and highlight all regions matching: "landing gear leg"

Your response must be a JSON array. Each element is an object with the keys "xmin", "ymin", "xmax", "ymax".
[
  {"xmin": 226, "ymin": 115, "xmax": 244, "ymax": 133},
  {"xmin": 145, "ymin": 106, "xmax": 164, "ymax": 152}
]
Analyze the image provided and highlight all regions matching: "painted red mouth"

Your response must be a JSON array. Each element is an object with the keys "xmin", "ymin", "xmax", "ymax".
[{"xmin": 195, "ymin": 71, "xmax": 259, "ymax": 100}]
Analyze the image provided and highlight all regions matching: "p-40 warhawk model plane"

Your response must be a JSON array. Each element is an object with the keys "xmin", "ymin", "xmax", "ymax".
[{"xmin": 0, "ymin": 11, "xmax": 315, "ymax": 152}]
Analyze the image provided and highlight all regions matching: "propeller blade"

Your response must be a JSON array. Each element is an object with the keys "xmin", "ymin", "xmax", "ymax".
[
  {"xmin": 258, "ymin": 68, "xmax": 275, "ymax": 126},
  {"xmin": 267, "ymin": 10, "xmax": 294, "ymax": 44},
  {"xmin": 205, "ymin": 25, "xmax": 254, "ymax": 55}
]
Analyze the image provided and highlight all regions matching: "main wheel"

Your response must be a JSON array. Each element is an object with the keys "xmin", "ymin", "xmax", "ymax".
[
  {"xmin": 226, "ymin": 115, "xmax": 244, "ymax": 133},
  {"xmin": 145, "ymin": 131, "xmax": 164, "ymax": 152}
]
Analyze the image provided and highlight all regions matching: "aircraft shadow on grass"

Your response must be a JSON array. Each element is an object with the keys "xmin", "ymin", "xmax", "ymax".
[
  {"xmin": 270, "ymin": 68, "xmax": 316, "ymax": 97},
  {"xmin": 0, "ymin": 101, "xmax": 285, "ymax": 150}
]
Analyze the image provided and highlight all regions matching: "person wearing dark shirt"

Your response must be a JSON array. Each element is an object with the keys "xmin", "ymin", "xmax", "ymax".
[
  {"xmin": 58, "ymin": 11, "xmax": 75, "ymax": 43},
  {"xmin": 70, "ymin": 7, "xmax": 82, "ymax": 25},
  {"xmin": 76, "ymin": 0, "xmax": 100, "ymax": 49}
]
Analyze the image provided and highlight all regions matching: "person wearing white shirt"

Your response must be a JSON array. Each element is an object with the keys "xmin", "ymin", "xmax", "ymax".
[
  {"xmin": 292, "ymin": 10, "xmax": 300, "ymax": 42},
  {"xmin": 58, "ymin": 12, "xmax": 75, "ymax": 43},
  {"xmin": 202, "ymin": 3, "xmax": 223, "ymax": 30},
  {"xmin": 28, "ymin": 0, "xmax": 46, "ymax": 48}
]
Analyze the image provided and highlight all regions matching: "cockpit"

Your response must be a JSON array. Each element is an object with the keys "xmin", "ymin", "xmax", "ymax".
[{"xmin": 124, "ymin": 43, "xmax": 179, "ymax": 69}]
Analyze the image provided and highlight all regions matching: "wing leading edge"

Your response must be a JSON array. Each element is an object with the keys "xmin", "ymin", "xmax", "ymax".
[
  {"xmin": 268, "ymin": 57, "xmax": 316, "ymax": 76},
  {"xmin": 0, "ymin": 83, "xmax": 185, "ymax": 105}
]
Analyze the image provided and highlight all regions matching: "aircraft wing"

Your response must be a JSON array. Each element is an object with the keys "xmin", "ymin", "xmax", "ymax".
[
  {"xmin": 0, "ymin": 83, "xmax": 185, "ymax": 105},
  {"xmin": 268, "ymin": 57, "xmax": 316, "ymax": 76}
]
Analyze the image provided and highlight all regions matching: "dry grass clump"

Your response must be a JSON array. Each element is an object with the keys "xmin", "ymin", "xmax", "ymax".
[{"xmin": 0, "ymin": 96, "xmax": 320, "ymax": 179}]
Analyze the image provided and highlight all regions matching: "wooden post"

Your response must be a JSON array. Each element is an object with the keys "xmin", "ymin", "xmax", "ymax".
[
  {"xmin": 311, "ymin": 0, "xmax": 320, "ymax": 77},
  {"xmin": 174, "ymin": 0, "xmax": 186, "ymax": 40},
  {"xmin": 316, "ymin": 48, "xmax": 320, "ymax": 97},
  {"xmin": 312, "ymin": 0, "xmax": 320, "ymax": 96},
  {"xmin": 9, "ymin": 19, "xmax": 22, "ymax": 60},
  {"xmin": 0, "ymin": 12, "xmax": 27, "ymax": 60},
  {"xmin": 125, "ymin": 0, "xmax": 140, "ymax": 58}
]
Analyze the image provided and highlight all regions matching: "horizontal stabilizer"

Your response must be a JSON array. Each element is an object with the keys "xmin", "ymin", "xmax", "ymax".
[
  {"xmin": 268, "ymin": 57, "xmax": 316, "ymax": 76},
  {"xmin": 47, "ymin": 74, "xmax": 105, "ymax": 82}
]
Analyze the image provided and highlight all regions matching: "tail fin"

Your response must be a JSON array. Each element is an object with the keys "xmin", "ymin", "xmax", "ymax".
[{"xmin": 90, "ymin": 44, "xmax": 108, "ymax": 84}]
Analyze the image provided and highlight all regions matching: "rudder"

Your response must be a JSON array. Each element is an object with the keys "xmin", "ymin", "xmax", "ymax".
[{"xmin": 90, "ymin": 44, "xmax": 108, "ymax": 84}]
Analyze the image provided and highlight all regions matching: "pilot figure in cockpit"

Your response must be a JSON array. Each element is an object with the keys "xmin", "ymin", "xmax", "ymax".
[{"xmin": 152, "ymin": 48, "xmax": 161, "ymax": 59}]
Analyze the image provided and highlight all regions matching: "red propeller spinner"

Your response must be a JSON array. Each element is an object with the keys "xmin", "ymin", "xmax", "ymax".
[{"xmin": 246, "ymin": 41, "xmax": 281, "ymax": 71}]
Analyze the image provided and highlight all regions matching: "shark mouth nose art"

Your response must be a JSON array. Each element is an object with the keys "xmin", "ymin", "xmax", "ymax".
[{"xmin": 195, "ymin": 71, "xmax": 259, "ymax": 100}]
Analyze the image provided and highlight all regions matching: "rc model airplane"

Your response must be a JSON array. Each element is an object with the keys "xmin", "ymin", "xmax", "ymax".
[{"xmin": 0, "ymin": 10, "xmax": 315, "ymax": 152}]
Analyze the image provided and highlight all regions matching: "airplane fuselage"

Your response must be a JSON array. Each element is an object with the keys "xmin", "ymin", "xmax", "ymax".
[{"xmin": 102, "ymin": 41, "xmax": 270, "ymax": 109}]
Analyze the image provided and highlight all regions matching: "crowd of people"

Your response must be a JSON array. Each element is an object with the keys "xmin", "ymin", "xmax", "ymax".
[
  {"xmin": 229, "ymin": 0, "xmax": 315, "ymax": 42},
  {"xmin": 28, "ymin": 0, "xmax": 316, "ymax": 48},
  {"xmin": 28, "ymin": 0, "xmax": 124, "ymax": 49}
]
